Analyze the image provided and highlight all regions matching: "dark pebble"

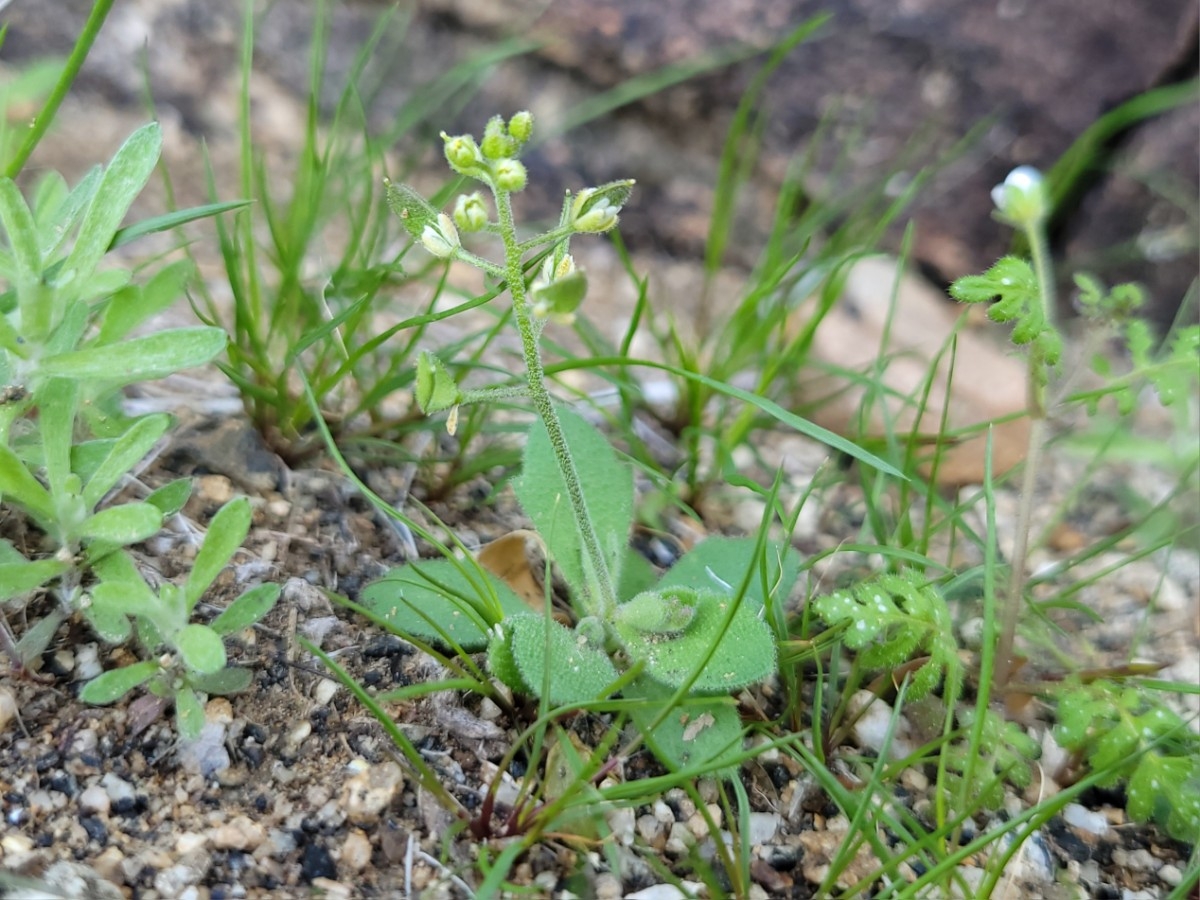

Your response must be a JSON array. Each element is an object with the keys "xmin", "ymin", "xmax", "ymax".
[
  {"xmin": 253, "ymin": 794, "xmax": 269, "ymax": 814},
  {"xmin": 113, "ymin": 796, "xmax": 145, "ymax": 816},
  {"xmin": 244, "ymin": 723, "xmax": 268, "ymax": 745},
  {"xmin": 363, "ymin": 635, "xmax": 408, "ymax": 658},
  {"xmin": 762, "ymin": 844, "xmax": 799, "ymax": 870},
  {"xmin": 48, "ymin": 772, "xmax": 78, "ymax": 797},
  {"xmin": 300, "ymin": 842, "xmax": 337, "ymax": 882},
  {"xmin": 241, "ymin": 744, "xmax": 264, "ymax": 769},
  {"xmin": 34, "ymin": 751, "xmax": 61, "ymax": 773},
  {"xmin": 80, "ymin": 815, "xmax": 108, "ymax": 845},
  {"xmin": 1047, "ymin": 817, "xmax": 1093, "ymax": 862},
  {"xmin": 362, "ymin": 670, "xmax": 383, "ymax": 686},
  {"xmin": 764, "ymin": 762, "xmax": 791, "ymax": 791}
]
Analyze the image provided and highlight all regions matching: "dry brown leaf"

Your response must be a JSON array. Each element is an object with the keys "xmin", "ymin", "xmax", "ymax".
[{"xmin": 476, "ymin": 530, "xmax": 548, "ymax": 612}]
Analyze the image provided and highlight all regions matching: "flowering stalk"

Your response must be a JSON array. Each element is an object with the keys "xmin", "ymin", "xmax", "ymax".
[
  {"xmin": 493, "ymin": 186, "xmax": 619, "ymax": 616},
  {"xmin": 387, "ymin": 113, "xmax": 633, "ymax": 618},
  {"xmin": 988, "ymin": 167, "xmax": 1056, "ymax": 691}
]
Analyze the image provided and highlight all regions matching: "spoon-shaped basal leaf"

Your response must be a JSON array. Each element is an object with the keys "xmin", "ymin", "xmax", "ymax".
[
  {"xmin": 615, "ymin": 589, "xmax": 776, "ymax": 694},
  {"xmin": 514, "ymin": 406, "xmax": 632, "ymax": 604},
  {"xmin": 489, "ymin": 613, "xmax": 619, "ymax": 706},
  {"xmin": 625, "ymin": 676, "xmax": 745, "ymax": 774},
  {"xmin": 361, "ymin": 559, "xmax": 530, "ymax": 652}
]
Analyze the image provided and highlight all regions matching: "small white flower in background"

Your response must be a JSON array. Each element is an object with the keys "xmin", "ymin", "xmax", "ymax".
[
  {"xmin": 419, "ymin": 212, "xmax": 460, "ymax": 258},
  {"xmin": 991, "ymin": 165, "xmax": 1048, "ymax": 228}
]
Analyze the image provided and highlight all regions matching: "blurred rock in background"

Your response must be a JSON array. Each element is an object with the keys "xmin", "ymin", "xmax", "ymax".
[{"xmin": 3, "ymin": 0, "xmax": 1196, "ymax": 327}]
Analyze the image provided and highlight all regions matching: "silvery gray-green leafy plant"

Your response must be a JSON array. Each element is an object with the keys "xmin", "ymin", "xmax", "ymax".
[
  {"xmin": 0, "ymin": 122, "xmax": 277, "ymax": 735},
  {"xmin": 361, "ymin": 112, "xmax": 803, "ymax": 772}
]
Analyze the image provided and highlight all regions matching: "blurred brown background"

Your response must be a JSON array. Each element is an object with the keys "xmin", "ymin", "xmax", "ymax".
[{"xmin": 4, "ymin": 0, "xmax": 1197, "ymax": 326}]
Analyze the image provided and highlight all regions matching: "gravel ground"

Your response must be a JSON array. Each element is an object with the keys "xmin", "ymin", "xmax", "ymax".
[{"xmin": 1, "ymin": 384, "xmax": 1196, "ymax": 898}]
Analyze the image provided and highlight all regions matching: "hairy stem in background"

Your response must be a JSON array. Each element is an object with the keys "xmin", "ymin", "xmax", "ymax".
[
  {"xmin": 4, "ymin": 0, "xmax": 116, "ymax": 178},
  {"xmin": 996, "ymin": 218, "xmax": 1057, "ymax": 691},
  {"xmin": 492, "ymin": 188, "xmax": 618, "ymax": 617}
]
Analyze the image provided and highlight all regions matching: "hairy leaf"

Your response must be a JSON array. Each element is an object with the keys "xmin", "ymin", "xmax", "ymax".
[
  {"xmin": 492, "ymin": 613, "xmax": 618, "ymax": 706},
  {"xmin": 185, "ymin": 497, "xmax": 252, "ymax": 611},
  {"xmin": 39, "ymin": 326, "xmax": 227, "ymax": 387},
  {"xmin": 175, "ymin": 623, "xmax": 227, "ymax": 675},
  {"xmin": 362, "ymin": 558, "xmax": 529, "ymax": 652},
  {"xmin": 657, "ymin": 536, "xmax": 801, "ymax": 612},
  {"xmin": 625, "ymin": 677, "xmax": 744, "ymax": 773},
  {"xmin": 78, "ymin": 502, "xmax": 163, "ymax": 546},
  {"xmin": 616, "ymin": 589, "xmax": 776, "ymax": 694},
  {"xmin": 210, "ymin": 583, "xmax": 281, "ymax": 635},
  {"xmin": 514, "ymin": 406, "xmax": 632, "ymax": 601},
  {"xmin": 175, "ymin": 685, "xmax": 205, "ymax": 742},
  {"xmin": 60, "ymin": 123, "xmax": 162, "ymax": 301},
  {"xmin": 80, "ymin": 660, "xmax": 161, "ymax": 705}
]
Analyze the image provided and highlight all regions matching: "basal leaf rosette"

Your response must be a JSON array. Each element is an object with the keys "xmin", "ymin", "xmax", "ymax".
[{"xmin": 615, "ymin": 587, "xmax": 776, "ymax": 694}]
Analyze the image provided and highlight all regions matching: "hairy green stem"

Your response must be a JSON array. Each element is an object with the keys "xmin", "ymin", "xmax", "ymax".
[
  {"xmin": 492, "ymin": 188, "xmax": 618, "ymax": 616},
  {"xmin": 996, "ymin": 219, "xmax": 1057, "ymax": 690}
]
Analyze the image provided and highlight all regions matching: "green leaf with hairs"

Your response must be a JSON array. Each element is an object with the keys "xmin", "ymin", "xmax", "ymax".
[
  {"xmin": 210, "ymin": 583, "xmax": 281, "ymax": 635},
  {"xmin": 185, "ymin": 497, "xmax": 251, "ymax": 611},
  {"xmin": 80, "ymin": 660, "xmax": 161, "ymax": 705},
  {"xmin": 175, "ymin": 623, "xmax": 227, "ymax": 675},
  {"xmin": 625, "ymin": 677, "xmax": 744, "ymax": 774},
  {"xmin": 78, "ymin": 502, "xmax": 163, "ymax": 545},
  {"xmin": 493, "ymin": 613, "xmax": 618, "ymax": 706},
  {"xmin": 616, "ymin": 588, "xmax": 776, "ymax": 694},
  {"xmin": 514, "ymin": 407, "xmax": 632, "ymax": 600},
  {"xmin": 39, "ymin": 326, "xmax": 227, "ymax": 387},
  {"xmin": 175, "ymin": 685, "xmax": 205, "ymax": 741},
  {"xmin": 362, "ymin": 559, "xmax": 529, "ymax": 652},
  {"xmin": 59, "ymin": 123, "xmax": 162, "ymax": 299},
  {"xmin": 656, "ymin": 536, "xmax": 800, "ymax": 612}
]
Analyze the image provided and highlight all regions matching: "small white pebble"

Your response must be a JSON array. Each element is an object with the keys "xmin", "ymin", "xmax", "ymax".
[
  {"xmin": 1062, "ymin": 803, "xmax": 1108, "ymax": 836},
  {"xmin": 313, "ymin": 678, "xmax": 339, "ymax": 706},
  {"xmin": 1158, "ymin": 864, "xmax": 1182, "ymax": 887},
  {"xmin": 78, "ymin": 784, "xmax": 112, "ymax": 816}
]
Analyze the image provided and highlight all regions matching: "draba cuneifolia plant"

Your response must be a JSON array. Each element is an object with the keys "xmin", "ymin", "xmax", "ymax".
[
  {"xmin": 0, "ymin": 123, "xmax": 280, "ymax": 739},
  {"xmin": 360, "ymin": 112, "xmax": 801, "ymax": 772}
]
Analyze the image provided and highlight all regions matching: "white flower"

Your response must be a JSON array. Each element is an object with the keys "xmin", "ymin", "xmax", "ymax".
[
  {"xmin": 419, "ymin": 213, "xmax": 460, "ymax": 258},
  {"xmin": 991, "ymin": 165, "xmax": 1047, "ymax": 226}
]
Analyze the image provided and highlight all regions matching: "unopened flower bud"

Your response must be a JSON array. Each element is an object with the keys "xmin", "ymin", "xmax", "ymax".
[
  {"xmin": 453, "ymin": 192, "xmax": 489, "ymax": 232},
  {"xmin": 441, "ymin": 132, "xmax": 484, "ymax": 174},
  {"xmin": 481, "ymin": 115, "xmax": 516, "ymax": 160},
  {"xmin": 508, "ymin": 110, "xmax": 533, "ymax": 144},
  {"xmin": 420, "ymin": 212, "xmax": 460, "ymax": 258},
  {"xmin": 991, "ymin": 165, "xmax": 1047, "ymax": 228},
  {"xmin": 492, "ymin": 158, "xmax": 527, "ymax": 192}
]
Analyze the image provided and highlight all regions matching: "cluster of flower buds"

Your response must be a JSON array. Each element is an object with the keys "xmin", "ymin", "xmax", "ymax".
[{"xmin": 441, "ymin": 111, "xmax": 534, "ymax": 193}]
